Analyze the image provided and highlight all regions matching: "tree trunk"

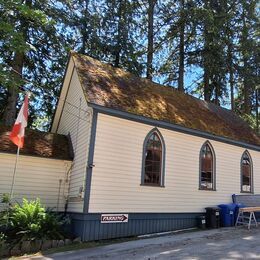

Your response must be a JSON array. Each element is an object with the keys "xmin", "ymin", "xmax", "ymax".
[
  {"xmin": 214, "ymin": 81, "xmax": 220, "ymax": 105},
  {"xmin": 203, "ymin": 0, "xmax": 211, "ymax": 102},
  {"xmin": 228, "ymin": 45, "xmax": 234, "ymax": 111},
  {"xmin": 3, "ymin": 52, "xmax": 24, "ymax": 126},
  {"xmin": 80, "ymin": 0, "xmax": 90, "ymax": 54},
  {"xmin": 243, "ymin": 78, "xmax": 251, "ymax": 115},
  {"xmin": 80, "ymin": 26, "xmax": 87, "ymax": 54},
  {"xmin": 203, "ymin": 68, "xmax": 211, "ymax": 101},
  {"xmin": 146, "ymin": 0, "xmax": 156, "ymax": 80},
  {"xmin": 226, "ymin": 15, "xmax": 234, "ymax": 110},
  {"xmin": 177, "ymin": 0, "xmax": 185, "ymax": 92},
  {"xmin": 3, "ymin": 0, "xmax": 32, "ymax": 126},
  {"xmin": 242, "ymin": 12, "xmax": 251, "ymax": 115},
  {"xmin": 256, "ymin": 88, "xmax": 259, "ymax": 134},
  {"xmin": 203, "ymin": 41, "xmax": 211, "ymax": 102},
  {"xmin": 227, "ymin": 32, "xmax": 235, "ymax": 111},
  {"xmin": 114, "ymin": 0, "xmax": 124, "ymax": 67}
]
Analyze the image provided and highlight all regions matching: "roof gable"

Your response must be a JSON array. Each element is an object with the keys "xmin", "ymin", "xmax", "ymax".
[{"xmin": 72, "ymin": 52, "xmax": 260, "ymax": 147}]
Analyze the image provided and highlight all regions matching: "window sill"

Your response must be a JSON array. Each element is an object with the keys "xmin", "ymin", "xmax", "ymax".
[
  {"xmin": 199, "ymin": 187, "xmax": 217, "ymax": 191},
  {"xmin": 140, "ymin": 184, "xmax": 165, "ymax": 188},
  {"xmin": 240, "ymin": 191, "xmax": 253, "ymax": 194}
]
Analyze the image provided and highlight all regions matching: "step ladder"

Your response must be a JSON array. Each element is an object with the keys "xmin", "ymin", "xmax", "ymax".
[{"xmin": 235, "ymin": 207, "xmax": 259, "ymax": 230}]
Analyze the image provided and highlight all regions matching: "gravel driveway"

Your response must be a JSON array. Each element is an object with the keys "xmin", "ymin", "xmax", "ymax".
[{"xmin": 26, "ymin": 227, "xmax": 260, "ymax": 260}]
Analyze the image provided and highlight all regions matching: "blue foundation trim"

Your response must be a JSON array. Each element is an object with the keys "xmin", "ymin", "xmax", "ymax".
[{"xmin": 69, "ymin": 212, "xmax": 203, "ymax": 241}]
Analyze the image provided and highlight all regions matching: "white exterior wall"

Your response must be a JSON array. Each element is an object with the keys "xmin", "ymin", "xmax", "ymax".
[
  {"xmin": 57, "ymin": 68, "xmax": 92, "ymax": 213},
  {"xmin": 0, "ymin": 153, "xmax": 71, "ymax": 212},
  {"xmin": 89, "ymin": 113, "xmax": 260, "ymax": 213}
]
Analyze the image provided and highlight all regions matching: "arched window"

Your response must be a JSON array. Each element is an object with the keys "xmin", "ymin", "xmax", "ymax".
[
  {"xmin": 142, "ymin": 129, "xmax": 165, "ymax": 187},
  {"xmin": 241, "ymin": 151, "xmax": 253, "ymax": 193},
  {"xmin": 199, "ymin": 141, "xmax": 216, "ymax": 190}
]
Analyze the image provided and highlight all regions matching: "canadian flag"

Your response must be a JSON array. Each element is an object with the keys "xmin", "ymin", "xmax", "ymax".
[{"xmin": 9, "ymin": 94, "xmax": 29, "ymax": 148}]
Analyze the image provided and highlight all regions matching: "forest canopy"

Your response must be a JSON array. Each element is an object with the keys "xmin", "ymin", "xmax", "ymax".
[{"xmin": 0, "ymin": 0, "xmax": 259, "ymax": 133}]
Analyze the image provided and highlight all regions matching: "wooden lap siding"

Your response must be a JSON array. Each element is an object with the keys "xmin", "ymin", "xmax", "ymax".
[
  {"xmin": 89, "ymin": 113, "xmax": 260, "ymax": 213},
  {"xmin": 0, "ymin": 153, "xmax": 70, "ymax": 211},
  {"xmin": 57, "ymin": 69, "xmax": 92, "ymax": 213}
]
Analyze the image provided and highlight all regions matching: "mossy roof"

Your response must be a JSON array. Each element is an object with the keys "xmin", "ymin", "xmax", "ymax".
[
  {"xmin": 0, "ymin": 125, "xmax": 73, "ymax": 160},
  {"xmin": 72, "ymin": 52, "xmax": 260, "ymax": 147}
]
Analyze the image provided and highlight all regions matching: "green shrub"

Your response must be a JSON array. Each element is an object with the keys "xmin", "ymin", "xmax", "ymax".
[
  {"xmin": 9, "ymin": 199, "xmax": 46, "ymax": 241},
  {"xmin": 1, "ymin": 193, "xmax": 10, "ymax": 204},
  {"xmin": 0, "ymin": 198, "xmax": 70, "ymax": 243},
  {"xmin": 0, "ymin": 232, "xmax": 6, "ymax": 249},
  {"xmin": 40, "ymin": 210, "xmax": 69, "ymax": 239}
]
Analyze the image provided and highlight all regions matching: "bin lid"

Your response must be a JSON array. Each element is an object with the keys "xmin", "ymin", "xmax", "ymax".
[
  {"xmin": 218, "ymin": 203, "xmax": 238, "ymax": 210},
  {"xmin": 218, "ymin": 204, "xmax": 230, "ymax": 209},
  {"xmin": 228, "ymin": 203, "xmax": 238, "ymax": 210},
  {"xmin": 205, "ymin": 207, "xmax": 220, "ymax": 211}
]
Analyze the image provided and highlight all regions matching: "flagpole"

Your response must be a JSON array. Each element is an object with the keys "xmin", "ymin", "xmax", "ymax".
[
  {"xmin": 9, "ymin": 93, "xmax": 29, "ymax": 201},
  {"xmin": 10, "ymin": 147, "xmax": 20, "ymax": 199}
]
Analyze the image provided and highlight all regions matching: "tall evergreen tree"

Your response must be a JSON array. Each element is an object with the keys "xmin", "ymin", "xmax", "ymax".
[
  {"xmin": 0, "ymin": 0, "xmax": 258, "ymax": 131},
  {"xmin": 64, "ymin": 0, "xmax": 103, "ymax": 57},
  {"xmin": 177, "ymin": 0, "xmax": 185, "ymax": 92},
  {"xmin": 100, "ymin": 0, "xmax": 143, "ymax": 75},
  {"xmin": 199, "ymin": 0, "xmax": 227, "ymax": 104},
  {"xmin": 223, "ymin": 0, "xmax": 238, "ymax": 111},
  {"xmin": 236, "ymin": 0, "xmax": 259, "ymax": 116},
  {"xmin": 146, "ymin": 0, "xmax": 156, "ymax": 80},
  {"xmin": 0, "ymin": 0, "xmax": 71, "ymax": 128},
  {"xmin": 157, "ymin": 0, "xmax": 197, "ymax": 91}
]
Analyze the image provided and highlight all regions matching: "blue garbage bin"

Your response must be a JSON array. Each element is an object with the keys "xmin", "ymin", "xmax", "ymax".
[{"xmin": 218, "ymin": 204, "xmax": 236, "ymax": 227}]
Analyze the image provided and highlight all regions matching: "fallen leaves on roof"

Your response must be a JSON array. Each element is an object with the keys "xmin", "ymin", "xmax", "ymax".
[
  {"xmin": 0, "ymin": 125, "xmax": 73, "ymax": 160},
  {"xmin": 72, "ymin": 52, "xmax": 260, "ymax": 147}
]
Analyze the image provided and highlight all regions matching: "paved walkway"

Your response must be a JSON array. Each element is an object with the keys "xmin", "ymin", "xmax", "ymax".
[{"xmin": 26, "ymin": 227, "xmax": 260, "ymax": 260}]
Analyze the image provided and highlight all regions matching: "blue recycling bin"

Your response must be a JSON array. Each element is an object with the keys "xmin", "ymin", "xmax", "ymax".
[{"xmin": 218, "ymin": 203, "xmax": 237, "ymax": 227}]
